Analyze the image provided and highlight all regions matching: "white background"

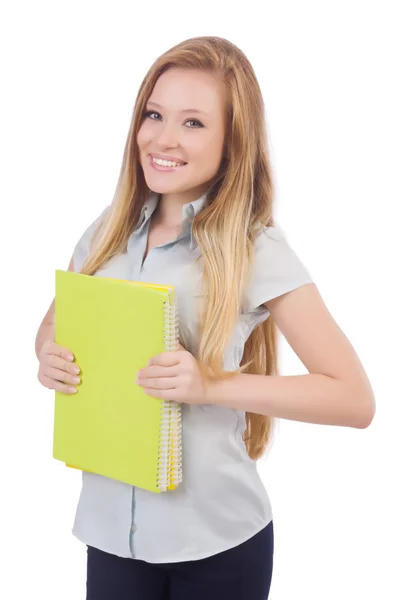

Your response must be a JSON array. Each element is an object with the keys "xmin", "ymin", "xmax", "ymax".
[{"xmin": 1, "ymin": 1, "xmax": 395, "ymax": 598}]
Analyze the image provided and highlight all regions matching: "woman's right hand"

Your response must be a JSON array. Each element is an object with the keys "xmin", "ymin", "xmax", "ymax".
[{"xmin": 37, "ymin": 340, "xmax": 81, "ymax": 394}]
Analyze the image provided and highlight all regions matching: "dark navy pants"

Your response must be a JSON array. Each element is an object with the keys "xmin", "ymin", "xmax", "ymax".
[{"xmin": 86, "ymin": 521, "xmax": 274, "ymax": 599}]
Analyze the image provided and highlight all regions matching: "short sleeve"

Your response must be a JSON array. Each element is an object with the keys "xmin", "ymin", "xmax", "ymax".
[
  {"xmin": 72, "ymin": 206, "xmax": 110, "ymax": 273},
  {"xmin": 244, "ymin": 223, "xmax": 313, "ymax": 313}
]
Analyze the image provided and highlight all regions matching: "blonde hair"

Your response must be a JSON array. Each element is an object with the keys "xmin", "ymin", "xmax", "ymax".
[{"xmin": 80, "ymin": 36, "xmax": 279, "ymax": 460}]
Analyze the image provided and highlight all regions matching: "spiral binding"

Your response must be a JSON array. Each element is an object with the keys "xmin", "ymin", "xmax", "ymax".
[{"xmin": 157, "ymin": 295, "xmax": 182, "ymax": 492}]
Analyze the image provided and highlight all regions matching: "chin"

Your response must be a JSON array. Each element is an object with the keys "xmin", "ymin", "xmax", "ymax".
[
  {"xmin": 144, "ymin": 182, "xmax": 176, "ymax": 194},
  {"xmin": 143, "ymin": 178, "xmax": 187, "ymax": 195}
]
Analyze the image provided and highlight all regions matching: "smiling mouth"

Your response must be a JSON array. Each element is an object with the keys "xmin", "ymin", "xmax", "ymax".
[{"xmin": 150, "ymin": 154, "xmax": 187, "ymax": 168}]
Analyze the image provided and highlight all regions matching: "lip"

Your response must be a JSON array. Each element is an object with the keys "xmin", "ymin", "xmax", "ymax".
[{"xmin": 149, "ymin": 154, "xmax": 187, "ymax": 173}]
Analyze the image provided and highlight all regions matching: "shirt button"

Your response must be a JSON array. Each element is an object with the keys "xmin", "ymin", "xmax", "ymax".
[
  {"xmin": 187, "ymin": 205, "xmax": 194, "ymax": 218},
  {"xmin": 131, "ymin": 524, "xmax": 137, "ymax": 533}
]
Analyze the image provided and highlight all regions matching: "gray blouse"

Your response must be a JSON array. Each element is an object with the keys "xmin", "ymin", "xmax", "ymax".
[{"xmin": 71, "ymin": 190, "xmax": 313, "ymax": 563}]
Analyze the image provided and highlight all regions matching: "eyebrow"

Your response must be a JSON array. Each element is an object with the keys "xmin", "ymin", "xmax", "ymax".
[{"xmin": 146, "ymin": 101, "xmax": 209, "ymax": 116}]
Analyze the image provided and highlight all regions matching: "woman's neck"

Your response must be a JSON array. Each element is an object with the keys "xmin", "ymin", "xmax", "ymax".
[
  {"xmin": 155, "ymin": 186, "xmax": 207, "ymax": 227},
  {"xmin": 154, "ymin": 194, "xmax": 185, "ymax": 228}
]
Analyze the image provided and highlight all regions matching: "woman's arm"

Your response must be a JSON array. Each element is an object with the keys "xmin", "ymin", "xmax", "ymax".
[
  {"xmin": 35, "ymin": 257, "xmax": 75, "ymax": 360},
  {"xmin": 207, "ymin": 283, "xmax": 376, "ymax": 429}
]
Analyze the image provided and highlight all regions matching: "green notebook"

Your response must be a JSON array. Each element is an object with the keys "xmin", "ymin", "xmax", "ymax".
[{"xmin": 53, "ymin": 269, "xmax": 182, "ymax": 493}]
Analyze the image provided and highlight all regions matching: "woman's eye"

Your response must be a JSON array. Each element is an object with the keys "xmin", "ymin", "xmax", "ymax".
[
  {"xmin": 144, "ymin": 111, "xmax": 160, "ymax": 120},
  {"xmin": 186, "ymin": 119, "xmax": 203, "ymax": 128},
  {"xmin": 143, "ymin": 111, "xmax": 203, "ymax": 128}
]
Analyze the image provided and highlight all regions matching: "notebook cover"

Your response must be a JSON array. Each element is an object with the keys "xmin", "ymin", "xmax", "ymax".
[{"xmin": 53, "ymin": 269, "xmax": 175, "ymax": 493}]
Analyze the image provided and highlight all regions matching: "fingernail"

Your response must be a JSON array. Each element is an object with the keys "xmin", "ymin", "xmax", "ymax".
[
  {"xmin": 67, "ymin": 355, "xmax": 74, "ymax": 362},
  {"xmin": 69, "ymin": 387, "xmax": 77, "ymax": 394},
  {"xmin": 72, "ymin": 366, "xmax": 80, "ymax": 374}
]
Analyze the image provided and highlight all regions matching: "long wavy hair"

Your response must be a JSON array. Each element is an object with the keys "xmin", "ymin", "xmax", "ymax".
[{"xmin": 79, "ymin": 36, "xmax": 279, "ymax": 460}]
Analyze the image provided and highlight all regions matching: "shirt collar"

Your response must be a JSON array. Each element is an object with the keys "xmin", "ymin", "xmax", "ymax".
[{"xmin": 135, "ymin": 190, "xmax": 208, "ymax": 250}]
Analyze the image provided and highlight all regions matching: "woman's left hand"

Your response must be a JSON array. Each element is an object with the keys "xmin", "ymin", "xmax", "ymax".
[{"xmin": 136, "ymin": 343, "xmax": 208, "ymax": 404}]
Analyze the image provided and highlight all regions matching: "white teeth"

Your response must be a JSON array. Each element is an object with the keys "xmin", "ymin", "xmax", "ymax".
[{"xmin": 152, "ymin": 156, "xmax": 185, "ymax": 168}]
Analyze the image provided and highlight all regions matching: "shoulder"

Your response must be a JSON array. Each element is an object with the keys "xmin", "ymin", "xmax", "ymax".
[
  {"xmin": 254, "ymin": 223, "xmax": 305, "ymax": 271},
  {"xmin": 73, "ymin": 205, "xmax": 110, "ymax": 272},
  {"xmin": 245, "ymin": 222, "xmax": 313, "ymax": 312},
  {"xmin": 254, "ymin": 222, "xmax": 291, "ymax": 251}
]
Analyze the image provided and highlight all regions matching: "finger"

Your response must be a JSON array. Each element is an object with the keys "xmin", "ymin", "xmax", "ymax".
[
  {"xmin": 46, "ymin": 340, "xmax": 75, "ymax": 362},
  {"xmin": 46, "ymin": 353, "xmax": 81, "ymax": 375},
  {"xmin": 143, "ymin": 387, "xmax": 183, "ymax": 402},
  {"xmin": 45, "ymin": 366, "xmax": 81, "ymax": 386},
  {"xmin": 138, "ymin": 376, "xmax": 178, "ymax": 390},
  {"xmin": 39, "ymin": 373, "xmax": 78, "ymax": 394},
  {"xmin": 147, "ymin": 351, "xmax": 182, "ymax": 367},
  {"xmin": 138, "ymin": 365, "xmax": 178, "ymax": 379}
]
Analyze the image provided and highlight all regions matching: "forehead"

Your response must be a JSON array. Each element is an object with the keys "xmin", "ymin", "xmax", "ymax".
[{"xmin": 148, "ymin": 68, "xmax": 225, "ymax": 114}]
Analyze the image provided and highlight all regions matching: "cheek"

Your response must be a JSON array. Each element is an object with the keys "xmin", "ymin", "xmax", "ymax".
[
  {"xmin": 193, "ymin": 134, "xmax": 224, "ymax": 171},
  {"xmin": 210, "ymin": 128, "xmax": 225, "ymax": 158},
  {"xmin": 137, "ymin": 123, "xmax": 151, "ymax": 150}
]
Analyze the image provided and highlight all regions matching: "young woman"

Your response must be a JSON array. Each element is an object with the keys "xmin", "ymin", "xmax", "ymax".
[{"xmin": 35, "ymin": 36, "xmax": 376, "ymax": 600}]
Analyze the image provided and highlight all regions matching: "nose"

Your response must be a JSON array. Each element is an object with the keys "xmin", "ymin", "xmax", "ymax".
[{"xmin": 155, "ymin": 121, "xmax": 179, "ymax": 149}]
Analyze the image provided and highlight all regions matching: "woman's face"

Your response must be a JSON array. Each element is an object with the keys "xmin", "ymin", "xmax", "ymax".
[{"xmin": 137, "ymin": 67, "xmax": 226, "ymax": 201}]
